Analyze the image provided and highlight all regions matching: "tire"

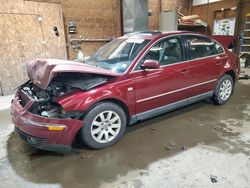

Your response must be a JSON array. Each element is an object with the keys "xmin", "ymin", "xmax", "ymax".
[
  {"xmin": 81, "ymin": 102, "xmax": 127, "ymax": 149},
  {"xmin": 213, "ymin": 74, "xmax": 234, "ymax": 105}
]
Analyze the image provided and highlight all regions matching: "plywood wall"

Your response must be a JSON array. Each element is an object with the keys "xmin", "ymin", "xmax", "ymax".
[
  {"xmin": 26, "ymin": 0, "xmax": 122, "ymax": 58},
  {"xmin": 0, "ymin": 0, "xmax": 66, "ymax": 95},
  {"xmin": 148, "ymin": 0, "xmax": 161, "ymax": 30},
  {"xmin": 161, "ymin": 0, "xmax": 190, "ymax": 15},
  {"xmin": 191, "ymin": 0, "xmax": 238, "ymax": 34},
  {"xmin": 0, "ymin": 0, "xmax": 190, "ymax": 95},
  {"xmin": 26, "ymin": 0, "xmax": 189, "ymax": 59},
  {"xmin": 62, "ymin": 0, "xmax": 121, "ymax": 59}
]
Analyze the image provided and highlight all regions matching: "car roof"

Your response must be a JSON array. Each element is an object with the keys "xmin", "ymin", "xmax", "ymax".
[{"xmin": 121, "ymin": 30, "xmax": 194, "ymax": 40}]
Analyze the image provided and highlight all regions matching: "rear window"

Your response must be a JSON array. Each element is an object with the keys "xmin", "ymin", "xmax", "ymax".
[
  {"xmin": 214, "ymin": 42, "xmax": 224, "ymax": 54},
  {"xmin": 186, "ymin": 35, "xmax": 217, "ymax": 60}
]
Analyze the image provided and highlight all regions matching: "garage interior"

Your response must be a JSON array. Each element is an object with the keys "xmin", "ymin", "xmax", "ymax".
[{"xmin": 1, "ymin": 0, "xmax": 250, "ymax": 187}]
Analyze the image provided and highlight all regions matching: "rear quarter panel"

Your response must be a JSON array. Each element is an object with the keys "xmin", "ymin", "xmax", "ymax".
[
  {"xmin": 218, "ymin": 50, "xmax": 240, "ymax": 81},
  {"xmin": 212, "ymin": 35, "xmax": 240, "ymax": 80}
]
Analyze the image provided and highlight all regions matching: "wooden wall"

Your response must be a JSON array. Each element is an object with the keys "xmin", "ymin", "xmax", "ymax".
[
  {"xmin": 148, "ymin": 0, "xmax": 190, "ymax": 30},
  {"xmin": 148, "ymin": 0, "xmax": 161, "ymax": 30},
  {"xmin": 0, "ymin": 0, "xmax": 190, "ymax": 95},
  {"xmin": 26, "ymin": 0, "xmax": 189, "ymax": 58},
  {"xmin": 191, "ymin": 0, "xmax": 238, "ymax": 34},
  {"xmin": 0, "ymin": 0, "xmax": 66, "ymax": 95},
  {"xmin": 161, "ymin": 0, "xmax": 190, "ymax": 15},
  {"xmin": 25, "ymin": 0, "xmax": 122, "ymax": 59},
  {"xmin": 62, "ymin": 0, "xmax": 122, "ymax": 59}
]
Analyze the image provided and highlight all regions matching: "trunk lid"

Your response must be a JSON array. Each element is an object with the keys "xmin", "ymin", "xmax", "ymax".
[
  {"xmin": 26, "ymin": 59, "xmax": 119, "ymax": 89},
  {"xmin": 212, "ymin": 35, "xmax": 236, "ymax": 50}
]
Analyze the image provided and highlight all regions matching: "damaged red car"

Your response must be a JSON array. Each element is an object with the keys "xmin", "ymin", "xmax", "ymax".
[{"xmin": 11, "ymin": 31, "xmax": 240, "ymax": 152}]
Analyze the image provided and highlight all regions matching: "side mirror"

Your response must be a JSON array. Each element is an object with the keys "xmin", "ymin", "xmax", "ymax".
[{"xmin": 140, "ymin": 60, "xmax": 160, "ymax": 70}]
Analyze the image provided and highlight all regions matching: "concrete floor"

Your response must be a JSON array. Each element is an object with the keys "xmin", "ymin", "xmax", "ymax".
[{"xmin": 0, "ymin": 79, "xmax": 250, "ymax": 188}]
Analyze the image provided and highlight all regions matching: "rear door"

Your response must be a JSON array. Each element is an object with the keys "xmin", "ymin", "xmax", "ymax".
[{"xmin": 183, "ymin": 35, "xmax": 227, "ymax": 97}]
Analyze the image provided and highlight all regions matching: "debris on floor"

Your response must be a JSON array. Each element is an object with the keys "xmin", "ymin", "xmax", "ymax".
[
  {"xmin": 181, "ymin": 145, "xmax": 187, "ymax": 151},
  {"xmin": 210, "ymin": 175, "xmax": 218, "ymax": 183},
  {"xmin": 164, "ymin": 141, "xmax": 177, "ymax": 150},
  {"xmin": 149, "ymin": 127, "xmax": 157, "ymax": 134},
  {"xmin": 80, "ymin": 153, "xmax": 94, "ymax": 159},
  {"xmin": 164, "ymin": 145, "xmax": 172, "ymax": 150}
]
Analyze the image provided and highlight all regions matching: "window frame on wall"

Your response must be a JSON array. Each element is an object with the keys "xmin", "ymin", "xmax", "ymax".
[{"xmin": 192, "ymin": 0, "xmax": 222, "ymax": 6}]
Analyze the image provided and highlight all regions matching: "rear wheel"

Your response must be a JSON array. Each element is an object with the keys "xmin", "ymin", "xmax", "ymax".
[
  {"xmin": 81, "ymin": 102, "xmax": 127, "ymax": 149},
  {"xmin": 213, "ymin": 74, "xmax": 234, "ymax": 105}
]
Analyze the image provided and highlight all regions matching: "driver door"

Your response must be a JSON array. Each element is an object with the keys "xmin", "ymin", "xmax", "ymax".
[{"xmin": 133, "ymin": 37, "xmax": 191, "ymax": 118}]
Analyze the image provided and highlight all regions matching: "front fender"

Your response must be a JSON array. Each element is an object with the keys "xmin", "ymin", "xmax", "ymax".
[{"xmin": 55, "ymin": 79, "xmax": 135, "ymax": 117}]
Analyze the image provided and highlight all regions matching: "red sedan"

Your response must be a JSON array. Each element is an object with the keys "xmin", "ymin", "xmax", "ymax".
[{"xmin": 11, "ymin": 31, "xmax": 240, "ymax": 152}]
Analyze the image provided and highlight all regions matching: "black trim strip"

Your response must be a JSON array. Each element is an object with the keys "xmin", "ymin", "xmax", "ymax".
[{"xmin": 129, "ymin": 91, "xmax": 213, "ymax": 125}]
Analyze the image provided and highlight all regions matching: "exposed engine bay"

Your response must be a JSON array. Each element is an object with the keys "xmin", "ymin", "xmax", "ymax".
[{"xmin": 19, "ymin": 72, "xmax": 112, "ymax": 119}]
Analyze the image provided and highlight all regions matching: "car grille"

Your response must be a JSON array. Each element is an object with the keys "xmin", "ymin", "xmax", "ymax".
[{"xmin": 15, "ymin": 128, "xmax": 46, "ymax": 146}]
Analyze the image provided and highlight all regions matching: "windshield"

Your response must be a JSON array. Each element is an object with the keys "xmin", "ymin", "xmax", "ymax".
[{"xmin": 85, "ymin": 38, "xmax": 150, "ymax": 74}]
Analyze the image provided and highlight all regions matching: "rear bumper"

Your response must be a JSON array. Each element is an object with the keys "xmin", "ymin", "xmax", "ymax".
[{"xmin": 11, "ymin": 93, "xmax": 83, "ymax": 153}]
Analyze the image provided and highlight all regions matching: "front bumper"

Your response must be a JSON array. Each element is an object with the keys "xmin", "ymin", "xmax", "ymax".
[
  {"xmin": 11, "ymin": 92, "xmax": 83, "ymax": 153},
  {"xmin": 15, "ymin": 127, "xmax": 71, "ymax": 153}
]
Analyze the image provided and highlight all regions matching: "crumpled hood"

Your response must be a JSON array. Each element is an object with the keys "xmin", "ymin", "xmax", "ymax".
[{"xmin": 26, "ymin": 59, "xmax": 119, "ymax": 89}]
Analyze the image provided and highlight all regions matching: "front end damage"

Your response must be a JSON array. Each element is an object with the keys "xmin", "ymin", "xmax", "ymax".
[
  {"xmin": 11, "ymin": 59, "xmax": 118, "ymax": 152},
  {"xmin": 12, "ymin": 87, "xmax": 84, "ymax": 153},
  {"xmin": 20, "ymin": 72, "xmax": 110, "ymax": 119}
]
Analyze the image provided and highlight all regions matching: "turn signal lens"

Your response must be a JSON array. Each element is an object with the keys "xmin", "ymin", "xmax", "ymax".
[{"xmin": 48, "ymin": 125, "xmax": 65, "ymax": 131}]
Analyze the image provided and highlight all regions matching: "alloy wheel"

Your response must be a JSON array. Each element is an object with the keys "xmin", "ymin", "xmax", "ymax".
[
  {"xmin": 91, "ymin": 111, "xmax": 121, "ymax": 143},
  {"xmin": 219, "ymin": 79, "xmax": 232, "ymax": 101}
]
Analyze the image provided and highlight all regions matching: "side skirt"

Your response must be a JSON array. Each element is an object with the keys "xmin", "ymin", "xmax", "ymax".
[{"xmin": 129, "ymin": 91, "xmax": 213, "ymax": 125}]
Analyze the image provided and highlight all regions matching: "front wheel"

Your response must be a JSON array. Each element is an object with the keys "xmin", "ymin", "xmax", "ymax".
[
  {"xmin": 212, "ymin": 74, "xmax": 234, "ymax": 105},
  {"xmin": 81, "ymin": 102, "xmax": 127, "ymax": 149}
]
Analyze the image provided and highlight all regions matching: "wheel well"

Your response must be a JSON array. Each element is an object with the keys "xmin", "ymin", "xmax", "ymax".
[
  {"xmin": 72, "ymin": 98, "xmax": 130, "ymax": 147},
  {"xmin": 225, "ymin": 70, "xmax": 236, "ymax": 84},
  {"xmin": 98, "ymin": 98, "xmax": 130, "ymax": 124},
  {"xmin": 81, "ymin": 98, "xmax": 130, "ymax": 125}
]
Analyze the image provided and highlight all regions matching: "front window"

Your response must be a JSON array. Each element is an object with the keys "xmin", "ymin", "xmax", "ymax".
[
  {"xmin": 145, "ymin": 37, "xmax": 183, "ymax": 66},
  {"xmin": 135, "ymin": 37, "xmax": 183, "ymax": 70},
  {"xmin": 85, "ymin": 38, "xmax": 150, "ymax": 73}
]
